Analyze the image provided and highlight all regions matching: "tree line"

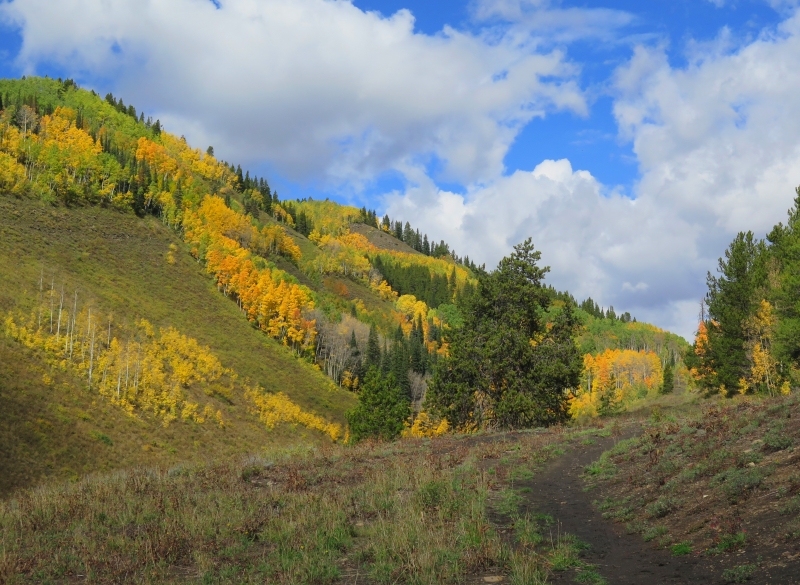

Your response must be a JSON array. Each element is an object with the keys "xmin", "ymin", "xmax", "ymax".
[{"xmin": 686, "ymin": 187, "xmax": 800, "ymax": 397}]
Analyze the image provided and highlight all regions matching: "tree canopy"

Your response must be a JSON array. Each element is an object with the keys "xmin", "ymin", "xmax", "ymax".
[{"xmin": 426, "ymin": 239, "xmax": 582, "ymax": 430}]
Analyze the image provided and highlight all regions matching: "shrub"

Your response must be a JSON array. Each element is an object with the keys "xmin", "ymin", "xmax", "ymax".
[
  {"xmin": 671, "ymin": 542, "xmax": 692, "ymax": 556},
  {"xmin": 646, "ymin": 497, "xmax": 678, "ymax": 519},
  {"xmin": 722, "ymin": 564, "xmax": 756, "ymax": 583},
  {"xmin": 89, "ymin": 429, "xmax": 113, "ymax": 446},
  {"xmin": 715, "ymin": 531, "xmax": 746, "ymax": 553},
  {"xmin": 763, "ymin": 429, "xmax": 793, "ymax": 452},
  {"xmin": 712, "ymin": 468, "xmax": 767, "ymax": 502}
]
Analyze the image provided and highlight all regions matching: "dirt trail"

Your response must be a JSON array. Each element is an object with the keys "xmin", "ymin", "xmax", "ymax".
[{"xmin": 519, "ymin": 433, "xmax": 724, "ymax": 585}]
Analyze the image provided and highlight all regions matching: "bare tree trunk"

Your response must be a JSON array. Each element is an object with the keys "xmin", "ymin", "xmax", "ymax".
[
  {"xmin": 49, "ymin": 276, "xmax": 55, "ymax": 333},
  {"xmin": 56, "ymin": 285, "xmax": 64, "ymax": 341},
  {"xmin": 88, "ymin": 322, "xmax": 96, "ymax": 388},
  {"xmin": 124, "ymin": 345, "xmax": 130, "ymax": 391},
  {"xmin": 82, "ymin": 309, "xmax": 91, "ymax": 364},
  {"xmin": 68, "ymin": 291, "xmax": 78, "ymax": 359}
]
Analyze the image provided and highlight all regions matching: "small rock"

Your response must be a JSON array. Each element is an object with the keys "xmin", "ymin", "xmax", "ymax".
[
  {"xmin": 748, "ymin": 462, "xmax": 756, "ymax": 467},
  {"xmin": 696, "ymin": 429, "xmax": 707, "ymax": 436},
  {"xmin": 483, "ymin": 577, "xmax": 504, "ymax": 583}
]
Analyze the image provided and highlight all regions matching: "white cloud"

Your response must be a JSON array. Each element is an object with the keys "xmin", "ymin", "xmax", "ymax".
[
  {"xmin": 390, "ymin": 10, "xmax": 800, "ymax": 340},
  {"xmin": 470, "ymin": 0, "xmax": 634, "ymax": 43},
  {"xmin": 6, "ymin": 0, "xmax": 800, "ymax": 341},
  {"xmin": 386, "ymin": 159, "xmax": 703, "ymax": 338},
  {"xmin": 0, "ymin": 0, "xmax": 588, "ymax": 185}
]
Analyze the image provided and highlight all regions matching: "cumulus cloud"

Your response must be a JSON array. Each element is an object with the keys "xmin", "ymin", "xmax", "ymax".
[
  {"xmin": 386, "ymin": 159, "xmax": 703, "ymax": 338},
  {"xmin": 390, "ymin": 10, "xmax": 800, "ymax": 339},
  {"xmin": 0, "ymin": 0, "xmax": 587, "ymax": 185},
  {"xmin": 5, "ymin": 0, "xmax": 800, "ymax": 340}
]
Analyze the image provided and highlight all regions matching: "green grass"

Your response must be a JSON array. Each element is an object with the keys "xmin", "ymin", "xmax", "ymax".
[
  {"xmin": 0, "ymin": 428, "xmax": 573, "ymax": 584},
  {"xmin": 0, "ymin": 196, "xmax": 356, "ymax": 495},
  {"xmin": 671, "ymin": 541, "xmax": 692, "ymax": 556},
  {"xmin": 722, "ymin": 564, "xmax": 756, "ymax": 583}
]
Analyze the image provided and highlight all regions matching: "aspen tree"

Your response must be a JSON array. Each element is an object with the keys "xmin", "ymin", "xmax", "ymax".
[
  {"xmin": 56, "ymin": 285, "xmax": 64, "ymax": 341},
  {"xmin": 88, "ymin": 319, "xmax": 96, "ymax": 387},
  {"xmin": 49, "ymin": 275, "xmax": 54, "ymax": 333}
]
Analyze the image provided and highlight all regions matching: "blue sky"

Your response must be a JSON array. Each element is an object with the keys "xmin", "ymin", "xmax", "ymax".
[{"xmin": 2, "ymin": 0, "xmax": 800, "ymax": 339}]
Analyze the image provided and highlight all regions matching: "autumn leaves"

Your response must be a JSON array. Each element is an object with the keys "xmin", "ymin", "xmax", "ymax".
[{"xmin": 185, "ymin": 195, "xmax": 316, "ymax": 355}]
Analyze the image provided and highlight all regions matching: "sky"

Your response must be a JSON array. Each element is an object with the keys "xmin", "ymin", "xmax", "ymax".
[{"xmin": 1, "ymin": 0, "xmax": 800, "ymax": 340}]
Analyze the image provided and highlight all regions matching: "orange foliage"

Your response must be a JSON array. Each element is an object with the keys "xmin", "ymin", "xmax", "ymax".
[
  {"xmin": 571, "ymin": 349, "xmax": 663, "ymax": 418},
  {"xmin": 184, "ymin": 196, "xmax": 315, "ymax": 353}
]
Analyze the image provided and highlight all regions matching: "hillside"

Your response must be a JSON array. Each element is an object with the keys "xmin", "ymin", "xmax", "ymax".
[
  {"xmin": 0, "ymin": 75, "xmax": 695, "ymax": 499},
  {"xmin": 0, "ymin": 195, "xmax": 356, "ymax": 495}
]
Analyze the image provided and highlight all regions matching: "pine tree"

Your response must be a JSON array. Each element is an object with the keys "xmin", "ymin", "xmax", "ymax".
[
  {"xmin": 704, "ymin": 231, "xmax": 766, "ymax": 394},
  {"xmin": 427, "ymin": 239, "xmax": 581, "ymax": 429},
  {"xmin": 661, "ymin": 360, "xmax": 674, "ymax": 394},
  {"xmin": 366, "ymin": 324, "xmax": 381, "ymax": 369},
  {"xmin": 346, "ymin": 369, "xmax": 410, "ymax": 442}
]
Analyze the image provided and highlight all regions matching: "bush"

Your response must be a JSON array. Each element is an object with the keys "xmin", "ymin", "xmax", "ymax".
[
  {"xmin": 89, "ymin": 429, "xmax": 113, "ymax": 446},
  {"xmin": 722, "ymin": 564, "xmax": 756, "ymax": 583},
  {"xmin": 712, "ymin": 467, "xmax": 767, "ymax": 502},
  {"xmin": 646, "ymin": 497, "xmax": 678, "ymax": 519},
  {"xmin": 671, "ymin": 542, "xmax": 692, "ymax": 556},
  {"xmin": 763, "ymin": 429, "xmax": 793, "ymax": 452}
]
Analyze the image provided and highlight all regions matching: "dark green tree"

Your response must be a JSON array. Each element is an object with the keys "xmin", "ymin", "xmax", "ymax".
[
  {"xmin": 366, "ymin": 324, "xmax": 381, "ymax": 369},
  {"xmin": 704, "ymin": 231, "xmax": 766, "ymax": 394},
  {"xmin": 767, "ymin": 188, "xmax": 800, "ymax": 369},
  {"xmin": 661, "ymin": 360, "xmax": 674, "ymax": 394},
  {"xmin": 346, "ymin": 369, "xmax": 410, "ymax": 442},
  {"xmin": 426, "ymin": 239, "xmax": 582, "ymax": 430}
]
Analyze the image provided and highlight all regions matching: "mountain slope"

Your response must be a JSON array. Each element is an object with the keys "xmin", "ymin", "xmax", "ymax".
[{"xmin": 0, "ymin": 195, "xmax": 355, "ymax": 495}]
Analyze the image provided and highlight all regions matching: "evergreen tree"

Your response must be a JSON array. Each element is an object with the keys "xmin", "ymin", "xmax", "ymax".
[
  {"xmin": 346, "ymin": 369, "xmax": 410, "ymax": 442},
  {"xmin": 427, "ymin": 239, "xmax": 581, "ymax": 429},
  {"xmin": 767, "ymin": 188, "xmax": 800, "ymax": 367},
  {"xmin": 366, "ymin": 324, "xmax": 381, "ymax": 369},
  {"xmin": 704, "ymin": 231, "xmax": 766, "ymax": 394},
  {"xmin": 661, "ymin": 360, "xmax": 674, "ymax": 394}
]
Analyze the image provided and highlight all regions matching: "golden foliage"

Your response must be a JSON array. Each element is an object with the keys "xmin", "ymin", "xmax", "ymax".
[
  {"xmin": 3, "ymin": 311, "xmax": 228, "ymax": 427},
  {"xmin": 184, "ymin": 196, "xmax": 315, "ymax": 353},
  {"xmin": 742, "ymin": 299, "xmax": 780, "ymax": 395},
  {"xmin": 570, "ymin": 349, "xmax": 663, "ymax": 418},
  {"xmin": 244, "ymin": 384, "xmax": 342, "ymax": 441},
  {"xmin": 402, "ymin": 411, "xmax": 449, "ymax": 438}
]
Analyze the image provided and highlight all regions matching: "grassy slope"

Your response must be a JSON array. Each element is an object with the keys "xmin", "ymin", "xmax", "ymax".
[
  {"xmin": 588, "ymin": 394, "xmax": 800, "ymax": 577},
  {"xmin": 349, "ymin": 222, "xmax": 421, "ymax": 255},
  {"xmin": 0, "ymin": 195, "xmax": 356, "ymax": 495},
  {"xmin": 0, "ymin": 422, "xmax": 613, "ymax": 584}
]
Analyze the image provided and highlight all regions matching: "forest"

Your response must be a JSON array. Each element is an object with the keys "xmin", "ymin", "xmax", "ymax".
[
  {"xmin": 9, "ymin": 74, "xmax": 800, "ymax": 585},
  {"xmin": 0, "ymin": 76, "xmax": 690, "ymax": 446},
  {"xmin": 686, "ymin": 188, "xmax": 800, "ymax": 398}
]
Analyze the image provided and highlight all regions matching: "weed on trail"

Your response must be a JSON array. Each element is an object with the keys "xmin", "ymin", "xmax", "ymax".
[
  {"xmin": 722, "ymin": 563, "xmax": 757, "ymax": 583},
  {"xmin": 480, "ymin": 427, "xmax": 616, "ymax": 585},
  {"xmin": 586, "ymin": 394, "xmax": 800, "ymax": 579}
]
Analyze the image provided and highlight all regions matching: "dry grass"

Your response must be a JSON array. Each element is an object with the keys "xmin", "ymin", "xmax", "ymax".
[
  {"xmin": 588, "ymin": 393, "xmax": 800, "ymax": 575},
  {"xmin": 0, "ymin": 427, "xmax": 604, "ymax": 584},
  {"xmin": 0, "ymin": 195, "xmax": 356, "ymax": 496}
]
